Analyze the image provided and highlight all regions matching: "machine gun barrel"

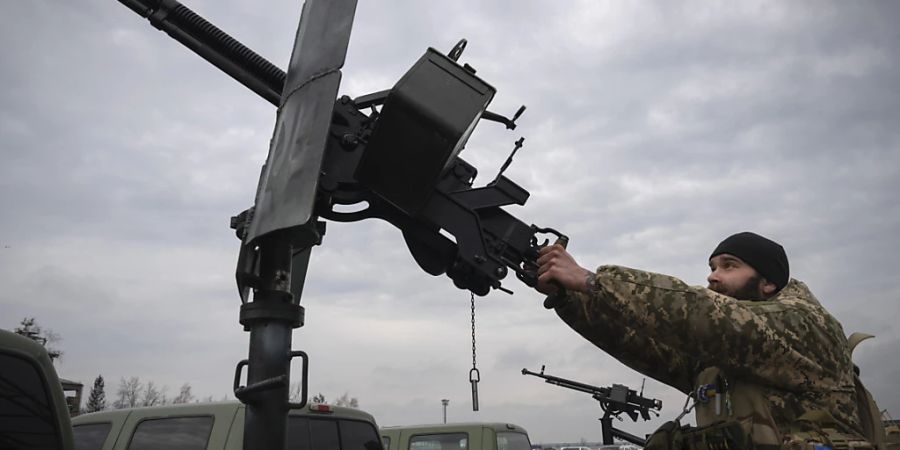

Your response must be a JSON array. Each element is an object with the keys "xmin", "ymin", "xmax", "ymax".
[
  {"xmin": 118, "ymin": 0, "xmax": 285, "ymax": 106},
  {"xmin": 521, "ymin": 367, "xmax": 611, "ymax": 397}
]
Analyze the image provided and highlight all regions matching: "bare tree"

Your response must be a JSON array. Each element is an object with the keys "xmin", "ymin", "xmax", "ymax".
[
  {"xmin": 114, "ymin": 377, "xmax": 142, "ymax": 409},
  {"xmin": 140, "ymin": 381, "xmax": 167, "ymax": 406},
  {"xmin": 173, "ymin": 383, "xmax": 194, "ymax": 404},
  {"xmin": 333, "ymin": 392, "xmax": 359, "ymax": 408},
  {"xmin": 14, "ymin": 317, "xmax": 62, "ymax": 363}
]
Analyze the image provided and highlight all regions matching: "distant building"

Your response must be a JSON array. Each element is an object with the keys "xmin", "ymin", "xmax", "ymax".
[{"xmin": 59, "ymin": 378, "xmax": 82, "ymax": 416}]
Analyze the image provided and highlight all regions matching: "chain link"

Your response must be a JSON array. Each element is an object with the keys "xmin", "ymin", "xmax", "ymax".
[{"xmin": 470, "ymin": 292, "xmax": 477, "ymax": 370}]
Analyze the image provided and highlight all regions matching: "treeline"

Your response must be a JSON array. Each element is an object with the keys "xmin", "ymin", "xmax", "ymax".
[
  {"xmin": 81, "ymin": 378, "xmax": 361, "ymax": 413},
  {"xmin": 302, "ymin": 389, "xmax": 359, "ymax": 408},
  {"xmin": 84, "ymin": 375, "xmax": 223, "ymax": 413},
  {"xmin": 11, "ymin": 317, "xmax": 360, "ymax": 413}
]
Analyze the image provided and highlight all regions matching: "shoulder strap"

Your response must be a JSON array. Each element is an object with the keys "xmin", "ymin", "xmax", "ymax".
[
  {"xmin": 848, "ymin": 332, "xmax": 875, "ymax": 355},
  {"xmin": 847, "ymin": 332, "xmax": 887, "ymax": 450}
]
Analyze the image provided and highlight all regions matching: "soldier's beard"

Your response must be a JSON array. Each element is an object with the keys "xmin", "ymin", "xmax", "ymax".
[{"xmin": 711, "ymin": 275, "xmax": 764, "ymax": 301}]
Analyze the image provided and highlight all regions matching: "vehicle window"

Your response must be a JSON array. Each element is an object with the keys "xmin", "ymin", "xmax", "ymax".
[
  {"xmin": 287, "ymin": 416, "xmax": 382, "ymax": 450},
  {"xmin": 73, "ymin": 423, "xmax": 112, "ymax": 450},
  {"xmin": 128, "ymin": 416, "xmax": 213, "ymax": 450},
  {"xmin": 409, "ymin": 433, "xmax": 468, "ymax": 450},
  {"xmin": 0, "ymin": 353, "xmax": 60, "ymax": 449},
  {"xmin": 382, "ymin": 435, "xmax": 392, "ymax": 450},
  {"xmin": 287, "ymin": 417, "xmax": 312, "ymax": 450},
  {"xmin": 310, "ymin": 418, "xmax": 340, "ymax": 450},
  {"xmin": 496, "ymin": 432, "xmax": 530, "ymax": 450},
  {"xmin": 340, "ymin": 419, "xmax": 383, "ymax": 450}
]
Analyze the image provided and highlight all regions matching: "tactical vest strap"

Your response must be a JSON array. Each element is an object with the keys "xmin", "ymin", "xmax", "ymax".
[
  {"xmin": 693, "ymin": 367, "xmax": 781, "ymax": 447},
  {"xmin": 682, "ymin": 421, "xmax": 750, "ymax": 450},
  {"xmin": 786, "ymin": 410, "xmax": 877, "ymax": 450},
  {"xmin": 646, "ymin": 420, "xmax": 780, "ymax": 450},
  {"xmin": 645, "ymin": 421, "xmax": 683, "ymax": 450}
]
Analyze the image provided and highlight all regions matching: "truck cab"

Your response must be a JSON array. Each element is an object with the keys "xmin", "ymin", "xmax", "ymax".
[
  {"xmin": 72, "ymin": 401, "xmax": 383, "ymax": 450},
  {"xmin": 380, "ymin": 422, "xmax": 532, "ymax": 450}
]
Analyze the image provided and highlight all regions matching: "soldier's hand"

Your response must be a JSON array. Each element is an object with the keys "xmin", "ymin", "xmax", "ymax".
[{"xmin": 535, "ymin": 244, "xmax": 593, "ymax": 296}]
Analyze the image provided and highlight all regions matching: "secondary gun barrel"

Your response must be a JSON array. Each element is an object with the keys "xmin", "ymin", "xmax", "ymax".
[
  {"xmin": 523, "ymin": 367, "xmax": 662, "ymax": 446},
  {"xmin": 521, "ymin": 367, "xmax": 611, "ymax": 397},
  {"xmin": 522, "ymin": 367, "xmax": 662, "ymax": 414},
  {"xmin": 119, "ymin": 0, "xmax": 285, "ymax": 106}
]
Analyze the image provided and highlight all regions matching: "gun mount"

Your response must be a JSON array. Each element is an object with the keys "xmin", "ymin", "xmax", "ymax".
[
  {"xmin": 119, "ymin": 1, "xmax": 565, "ymax": 449},
  {"xmin": 122, "ymin": 0, "xmax": 563, "ymax": 298},
  {"xmin": 523, "ymin": 366, "xmax": 662, "ymax": 446}
]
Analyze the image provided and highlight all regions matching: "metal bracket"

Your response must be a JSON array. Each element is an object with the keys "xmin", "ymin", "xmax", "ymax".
[{"xmin": 287, "ymin": 350, "xmax": 310, "ymax": 409}]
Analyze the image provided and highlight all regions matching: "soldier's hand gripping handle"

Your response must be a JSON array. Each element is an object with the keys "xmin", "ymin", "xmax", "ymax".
[{"xmin": 542, "ymin": 236, "xmax": 570, "ymax": 309}]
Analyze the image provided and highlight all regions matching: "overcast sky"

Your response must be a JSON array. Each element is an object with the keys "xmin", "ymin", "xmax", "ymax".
[{"xmin": 2, "ymin": 0, "xmax": 899, "ymax": 444}]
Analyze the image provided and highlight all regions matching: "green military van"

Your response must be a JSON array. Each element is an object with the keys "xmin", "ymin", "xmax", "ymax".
[
  {"xmin": 380, "ymin": 423, "xmax": 532, "ymax": 450},
  {"xmin": 0, "ymin": 328, "xmax": 75, "ymax": 450},
  {"xmin": 71, "ymin": 401, "xmax": 383, "ymax": 450}
]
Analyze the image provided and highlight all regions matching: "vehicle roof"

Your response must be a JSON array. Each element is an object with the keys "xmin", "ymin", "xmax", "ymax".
[
  {"xmin": 73, "ymin": 401, "xmax": 376, "ymax": 424},
  {"xmin": 0, "ymin": 328, "xmax": 48, "ymax": 358},
  {"xmin": 380, "ymin": 422, "xmax": 528, "ymax": 434},
  {"xmin": 0, "ymin": 328, "xmax": 75, "ymax": 449}
]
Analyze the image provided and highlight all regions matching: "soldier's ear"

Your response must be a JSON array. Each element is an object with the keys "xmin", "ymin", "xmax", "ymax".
[{"xmin": 760, "ymin": 278, "xmax": 777, "ymax": 298}]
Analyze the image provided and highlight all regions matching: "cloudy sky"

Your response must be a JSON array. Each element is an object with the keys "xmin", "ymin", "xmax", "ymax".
[{"xmin": 2, "ymin": 0, "xmax": 899, "ymax": 444}]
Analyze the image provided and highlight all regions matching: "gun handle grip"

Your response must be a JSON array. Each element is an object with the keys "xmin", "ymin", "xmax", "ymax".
[{"xmin": 542, "ymin": 237, "xmax": 570, "ymax": 309}]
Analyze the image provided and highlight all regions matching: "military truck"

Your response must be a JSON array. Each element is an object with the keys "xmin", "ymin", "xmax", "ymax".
[
  {"xmin": 0, "ymin": 328, "xmax": 75, "ymax": 449},
  {"xmin": 71, "ymin": 401, "xmax": 383, "ymax": 450},
  {"xmin": 380, "ymin": 422, "xmax": 532, "ymax": 450},
  {"xmin": 885, "ymin": 419, "xmax": 900, "ymax": 450}
]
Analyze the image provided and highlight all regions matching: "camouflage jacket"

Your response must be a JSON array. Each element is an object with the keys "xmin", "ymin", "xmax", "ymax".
[{"xmin": 555, "ymin": 265, "xmax": 860, "ymax": 437}]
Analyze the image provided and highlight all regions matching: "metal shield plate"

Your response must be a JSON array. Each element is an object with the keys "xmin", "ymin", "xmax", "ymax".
[{"xmin": 245, "ymin": 0, "xmax": 358, "ymax": 245}]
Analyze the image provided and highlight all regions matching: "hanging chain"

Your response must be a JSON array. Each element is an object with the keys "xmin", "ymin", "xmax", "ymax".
[
  {"xmin": 471, "ymin": 292, "xmax": 477, "ymax": 370},
  {"xmin": 469, "ymin": 292, "xmax": 480, "ymax": 411}
]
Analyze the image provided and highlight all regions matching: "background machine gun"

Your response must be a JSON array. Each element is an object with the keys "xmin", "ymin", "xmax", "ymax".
[
  {"xmin": 118, "ymin": 0, "xmax": 565, "ymax": 449},
  {"xmin": 523, "ymin": 366, "xmax": 662, "ymax": 446}
]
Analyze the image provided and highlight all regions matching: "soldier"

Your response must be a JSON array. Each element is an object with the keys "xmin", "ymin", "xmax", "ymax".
[{"xmin": 535, "ymin": 231, "xmax": 869, "ymax": 450}]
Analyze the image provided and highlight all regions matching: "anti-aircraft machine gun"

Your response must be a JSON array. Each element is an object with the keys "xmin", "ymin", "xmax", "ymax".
[
  {"xmin": 523, "ymin": 366, "xmax": 663, "ymax": 446},
  {"xmin": 118, "ymin": 0, "xmax": 566, "ymax": 449}
]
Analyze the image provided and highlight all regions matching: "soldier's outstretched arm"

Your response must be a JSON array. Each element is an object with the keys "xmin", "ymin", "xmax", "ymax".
[
  {"xmin": 536, "ymin": 248, "xmax": 699, "ymax": 392},
  {"xmin": 547, "ymin": 263, "xmax": 848, "ymax": 395}
]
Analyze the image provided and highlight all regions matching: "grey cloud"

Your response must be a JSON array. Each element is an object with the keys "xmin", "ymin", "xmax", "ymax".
[{"xmin": 2, "ymin": 0, "xmax": 899, "ymax": 444}]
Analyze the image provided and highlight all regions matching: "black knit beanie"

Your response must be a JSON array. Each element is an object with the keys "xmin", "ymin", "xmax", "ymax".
[{"xmin": 710, "ymin": 232, "xmax": 790, "ymax": 290}]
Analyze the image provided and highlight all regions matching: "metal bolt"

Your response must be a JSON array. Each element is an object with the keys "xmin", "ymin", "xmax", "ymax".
[
  {"xmin": 273, "ymin": 270, "xmax": 290, "ymax": 291},
  {"xmin": 341, "ymin": 133, "xmax": 358, "ymax": 150}
]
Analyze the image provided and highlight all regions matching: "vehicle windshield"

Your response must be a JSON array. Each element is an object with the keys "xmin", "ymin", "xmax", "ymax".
[{"xmin": 497, "ymin": 432, "xmax": 531, "ymax": 450}]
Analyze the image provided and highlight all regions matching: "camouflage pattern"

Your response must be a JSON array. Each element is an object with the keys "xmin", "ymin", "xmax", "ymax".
[{"xmin": 555, "ymin": 265, "xmax": 861, "ymax": 439}]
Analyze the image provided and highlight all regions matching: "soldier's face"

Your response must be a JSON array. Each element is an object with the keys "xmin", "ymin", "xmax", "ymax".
[{"xmin": 707, "ymin": 254, "xmax": 767, "ymax": 300}]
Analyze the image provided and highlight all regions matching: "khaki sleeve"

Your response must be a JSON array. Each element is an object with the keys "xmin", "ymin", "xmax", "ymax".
[{"xmin": 555, "ymin": 265, "xmax": 847, "ymax": 395}]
